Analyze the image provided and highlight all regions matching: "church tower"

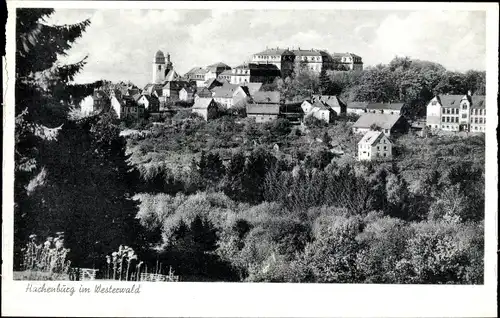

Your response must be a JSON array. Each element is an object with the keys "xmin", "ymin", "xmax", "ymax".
[
  {"xmin": 164, "ymin": 52, "xmax": 173, "ymax": 76},
  {"xmin": 152, "ymin": 50, "xmax": 166, "ymax": 84}
]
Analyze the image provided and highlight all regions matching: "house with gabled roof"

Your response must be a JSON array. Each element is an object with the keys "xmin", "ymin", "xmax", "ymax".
[
  {"xmin": 346, "ymin": 101, "xmax": 369, "ymax": 115},
  {"xmin": 233, "ymin": 86, "xmax": 251, "ymax": 107},
  {"xmin": 213, "ymin": 85, "xmax": 239, "ymax": 109},
  {"xmin": 192, "ymin": 98, "xmax": 218, "ymax": 121},
  {"xmin": 301, "ymin": 100, "xmax": 334, "ymax": 123},
  {"xmin": 366, "ymin": 102, "xmax": 405, "ymax": 115},
  {"xmin": 353, "ymin": 113, "xmax": 409, "ymax": 137},
  {"xmin": 358, "ymin": 131, "xmax": 392, "ymax": 161},
  {"xmin": 312, "ymin": 95, "xmax": 347, "ymax": 115},
  {"xmin": 251, "ymin": 91, "xmax": 281, "ymax": 104},
  {"xmin": 138, "ymin": 94, "xmax": 160, "ymax": 112},
  {"xmin": 246, "ymin": 103, "xmax": 280, "ymax": 123},
  {"xmin": 179, "ymin": 87, "xmax": 196, "ymax": 103}
]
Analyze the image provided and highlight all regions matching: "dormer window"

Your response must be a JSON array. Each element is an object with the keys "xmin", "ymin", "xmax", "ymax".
[{"xmin": 462, "ymin": 103, "xmax": 467, "ymax": 110}]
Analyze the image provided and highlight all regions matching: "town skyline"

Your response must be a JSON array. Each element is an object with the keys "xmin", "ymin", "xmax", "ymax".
[{"xmin": 45, "ymin": 9, "xmax": 487, "ymax": 87}]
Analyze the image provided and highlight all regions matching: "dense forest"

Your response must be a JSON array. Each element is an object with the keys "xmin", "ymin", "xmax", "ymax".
[{"xmin": 14, "ymin": 9, "xmax": 485, "ymax": 284}]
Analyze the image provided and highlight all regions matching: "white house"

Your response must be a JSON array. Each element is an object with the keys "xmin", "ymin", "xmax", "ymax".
[
  {"xmin": 301, "ymin": 100, "xmax": 332, "ymax": 123},
  {"xmin": 179, "ymin": 87, "xmax": 196, "ymax": 102},
  {"xmin": 192, "ymin": 98, "xmax": 218, "ymax": 121},
  {"xmin": 358, "ymin": 130, "xmax": 392, "ymax": 161},
  {"xmin": 80, "ymin": 95, "xmax": 95, "ymax": 115}
]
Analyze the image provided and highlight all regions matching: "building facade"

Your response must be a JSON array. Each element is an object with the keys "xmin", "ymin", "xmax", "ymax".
[
  {"xmin": 366, "ymin": 102, "xmax": 404, "ymax": 115},
  {"xmin": 358, "ymin": 131, "xmax": 392, "ymax": 161},
  {"xmin": 246, "ymin": 103, "xmax": 280, "ymax": 123},
  {"xmin": 192, "ymin": 98, "xmax": 218, "ymax": 121},
  {"xmin": 331, "ymin": 53, "xmax": 363, "ymax": 71},
  {"xmin": 426, "ymin": 93, "xmax": 486, "ymax": 132},
  {"xmin": 353, "ymin": 113, "xmax": 409, "ymax": 137},
  {"xmin": 230, "ymin": 63, "xmax": 280, "ymax": 85}
]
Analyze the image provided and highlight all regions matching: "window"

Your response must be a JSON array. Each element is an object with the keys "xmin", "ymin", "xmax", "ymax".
[
  {"xmin": 484, "ymin": 118, "xmax": 486, "ymax": 124},
  {"xmin": 442, "ymin": 117, "xmax": 446, "ymax": 122},
  {"xmin": 384, "ymin": 146, "xmax": 387, "ymax": 150},
  {"xmin": 383, "ymin": 153, "xmax": 386, "ymax": 157},
  {"xmin": 462, "ymin": 114, "xmax": 467, "ymax": 118},
  {"xmin": 462, "ymin": 103, "xmax": 467, "ymax": 110},
  {"xmin": 479, "ymin": 118, "xmax": 483, "ymax": 124},
  {"xmin": 474, "ymin": 118, "xmax": 478, "ymax": 124},
  {"xmin": 377, "ymin": 146, "xmax": 380, "ymax": 150},
  {"xmin": 442, "ymin": 108, "xmax": 446, "ymax": 114}
]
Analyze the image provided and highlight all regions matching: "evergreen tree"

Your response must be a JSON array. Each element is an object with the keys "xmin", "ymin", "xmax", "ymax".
[
  {"xmin": 14, "ymin": 9, "xmax": 100, "ymax": 267},
  {"xmin": 14, "ymin": 9, "xmax": 138, "ymax": 269}
]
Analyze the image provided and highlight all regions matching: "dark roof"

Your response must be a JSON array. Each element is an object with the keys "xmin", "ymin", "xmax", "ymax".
[
  {"xmin": 471, "ymin": 95, "xmax": 485, "ymax": 108},
  {"xmin": 359, "ymin": 131, "xmax": 389, "ymax": 145},
  {"xmin": 143, "ymin": 94, "xmax": 159, "ymax": 103},
  {"xmin": 292, "ymin": 49, "xmax": 322, "ymax": 56},
  {"xmin": 353, "ymin": 113, "xmax": 403, "ymax": 130},
  {"xmin": 347, "ymin": 102, "xmax": 369, "ymax": 109},
  {"xmin": 155, "ymin": 50, "xmax": 165, "ymax": 63},
  {"xmin": 437, "ymin": 94, "xmax": 486, "ymax": 109},
  {"xmin": 219, "ymin": 69, "xmax": 232, "ymax": 76},
  {"xmin": 311, "ymin": 101, "xmax": 330, "ymax": 111},
  {"xmin": 366, "ymin": 102, "xmax": 404, "ymax": 111},
  {"xmin": 238, "ymin": 86, "xmax": 251, "ymax": 96},
  {"xmin": 245, "ymin": 83, "xmax": 263, "ymax": 95},
  {"xmin": 181, "ymin": 86, "xmax": 196, "ymax": 94},
  {"xmin": 132, "ymin": 93, "xmax": 142, "ymax": 102},
  {"xmin": 252, "ymin": 91, "xmax": 281, "ymax": 104},
  {"xmin": 213, "ymin": 86, "xmax": 237, "ymax": 98},
  {"xmin": 332, "ymin": 52, "xmax": 362, "ymax": 59},
  {"xmin": 436, "ymin": 95, "xmax": 463, "ymax": 108},
  {"xmin": 234, "ymin": 63, "xmax": 280, "ymax": 71},
  {"xmin": 184, "ymin": 67, "xmax": 207, "ymax": 76},
  {"xmin": 255, "ymin": 48, "xmax": 289, "ymax": 56},
  {"xmin": 196, "ymin": 88, "xmax": 213, "ymax": 98},
  {"xmin": 206, "ymin": 62, "xmax": 231, "ymax": 71},
  {"xmin": 313, "ymin": 95, "xmax": 346, "ymax": 108},
  {"xmin": 246, "ymin": 103, "xmax": 280, "ymax": 115},
  {"xmin": 280, "ymin": 103, "xmax": 304, "ymax": 114}
]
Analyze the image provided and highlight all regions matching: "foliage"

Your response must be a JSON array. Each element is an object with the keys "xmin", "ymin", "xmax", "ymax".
[{"xmin": 14, "ymin": 9, "xmax": 102, "ymax": 269}]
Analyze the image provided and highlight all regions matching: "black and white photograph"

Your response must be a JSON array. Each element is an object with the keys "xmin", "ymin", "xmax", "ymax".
[{"xmin": 2, "ymin": 1, "xmax": 498, "ymax": 317}]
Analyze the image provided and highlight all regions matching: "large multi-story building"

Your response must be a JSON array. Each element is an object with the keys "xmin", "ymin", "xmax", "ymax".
[
  {"xmin": 229, "ymin": 63, "xmax": 281, "ymax": 85},
  {"xmin": 251, "ymin": 47, "xmax": 296, "ymax": 77},
  {"xmin": 426, "ymin": 92, "xmax": 486, "ymax": 133},
  {"xmin": 251, "ymin": 47, "xmax": 361, "ymax": 74},
  {"xmin": 331, "ymin": 53, "xmax": 363, "ymax": 71},
  {"xmin": 292, "ymin": 48, "xmax": 335, "ymax": 73}
]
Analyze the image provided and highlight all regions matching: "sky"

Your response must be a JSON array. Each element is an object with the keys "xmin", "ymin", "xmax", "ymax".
[{"xmin": 44, "ymin": 9, "xmax": 487, "ymax": 87}]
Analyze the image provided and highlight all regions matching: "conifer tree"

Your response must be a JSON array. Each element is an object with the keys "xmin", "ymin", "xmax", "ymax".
[{"xmin": 14, "ymin": 9, "xmax": 130, "ymax": 268}]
